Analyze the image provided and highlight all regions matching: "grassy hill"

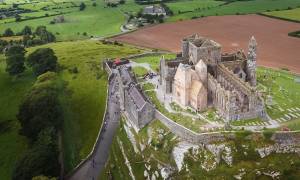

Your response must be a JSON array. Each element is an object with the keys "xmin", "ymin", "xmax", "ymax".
[{"xmin": 0, "ymin": 40, "xmax": 142, "ymax": 179}]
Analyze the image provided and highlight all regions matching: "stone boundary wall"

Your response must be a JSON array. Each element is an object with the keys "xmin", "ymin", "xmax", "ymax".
[
  {"xmin": 155, "ymin": 110, "xmax": 229, "ymax": 144},
  {"xmin": 103, "ymin": 61, "xmax": 112, "ymax": 76},
  {"xmin": 125, "ymin": 51, "xmax": 171, "ymax": 60},
  {"xmin": 65, "ymin": 64, "xmax": 113, "ymax": 179},
  {"xmin": 155, "ymin": 110, "xmax": 300, "ymax": 144}
]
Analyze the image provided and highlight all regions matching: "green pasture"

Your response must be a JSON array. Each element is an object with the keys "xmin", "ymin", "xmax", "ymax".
[
  {"xmin": 166, "ymin": 0, "xmax": 223, "ymax": 15},
  {"xmin": 0, "ymin": 0, "xmax": 142, "ymax": 41},
  {"xmin": 263, "ymin": 7, "xmax": 300, "ymax": 21},
  {"xmin": 167, "ymin": 0, "xmax": 300, "ymax": 22}
]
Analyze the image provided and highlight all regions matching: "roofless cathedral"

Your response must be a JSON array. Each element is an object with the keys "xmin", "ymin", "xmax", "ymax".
[{"xmin": 159, "ymin": 34, "xmax": 265, "ymax": 121}]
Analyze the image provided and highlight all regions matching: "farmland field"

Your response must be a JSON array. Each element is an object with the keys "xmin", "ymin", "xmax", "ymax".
[
  {"xmin": 166, "ymin": 0, "xmax": 223, "ymax": 15},
  {"xmin": 167, "ymin": 0, "xmax": 300, "ymax": 22},
  {"xmin": 263, "ymin": 7, "xmax": 300, "ymax": 22},
  {"xmin": 0, "ymin": 0, "xmax": 143, "ymax": 41}
]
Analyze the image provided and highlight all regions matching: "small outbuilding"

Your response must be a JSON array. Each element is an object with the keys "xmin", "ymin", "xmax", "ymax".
[{"xmin": 143, "ymin": 5, "xmax": 166, "ymax": 16}]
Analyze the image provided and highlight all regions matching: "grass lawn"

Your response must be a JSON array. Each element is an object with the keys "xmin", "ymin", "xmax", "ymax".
[
  {"xmin": 132, "ymin": 66, "xmax": 148, "ymax": 77},
  {"xmin": 132, "ymin": 54, "xmax": 176, "ymax": 72},
  {"xmin": 0, "ymin": 55, "xmax": 34, "ymax": 180},
  {"xmin": 230, "ymin": 118, "xmax": 264, "ymax": 126},
  {"xmin": 281, "ymin": 118, "xmax": 300, "ymax": 131},
  {"xmin": 257, "ymin": 67, "xmax": 300, "ymax": 119},
  {"xmin": 263, "ymin": 7, "xmax": 300, "ymax": 21},
  {"xmin": 142, "ymin": 83, "xmax": 207, "ymax": 133},
  {"xmin": 0, "ymin": 0, "xmax": 143, "ymax": 41},
  {"xmin": 167, "ymin": 0, "xmax": 300, "ymax": 22}
]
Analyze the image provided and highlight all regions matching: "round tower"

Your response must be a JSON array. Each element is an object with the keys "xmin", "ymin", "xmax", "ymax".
[{"xmin": 247, "ymin": 36, "xmax": 257, "ymax": 86}]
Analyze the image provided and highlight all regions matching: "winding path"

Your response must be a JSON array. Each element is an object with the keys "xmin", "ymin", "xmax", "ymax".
[{"xmin": 68, "ymin": 73, "xmax": 121, "ymax": 180}]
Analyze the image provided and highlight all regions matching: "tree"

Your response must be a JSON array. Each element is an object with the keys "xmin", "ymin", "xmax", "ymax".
[
  {"xmin": 22, "ymin": 26, "xmax": 32, "ymax": 35},
  {"xmin": 12, "ymin": 127, "xmax": 60, "ymax": 180},
  {"xmin": 40, "ymin": 31, "xmax": 56, "ymax": 43},
  {"xmin": 79, "ymin": 2, "xmax": 86, "ymax": 11},
  {"xmin": 23, "ymin": 34, "xmax": 31, "ymax": 46},
  {"xmin": 35, "ymin": 26, "xmax": 47, "ymax": 36},
  {"xmin": 27, "ymin": 48, "xmax": 58, "ymax": 76},
  {"xmin": 15, "ymin": 14, "xmax": 21, "ymax": 22},
  {"xmin": 34, "ymin": 26, "xmax": 56, "ymax": 43},
  {"xmin": 3, "ymin": 28, "xmax": 14, "ymax": 37},
  {"xmin": 92, "ymin": 2, "xmax": 97, "ymax": 7},
  {"xmin": 5, "ymin": 45, "xmax": 26, "ymax": 76},
  {"xmin": 17, "ymin": 72, "xmax": 63, "ymax": 140}
]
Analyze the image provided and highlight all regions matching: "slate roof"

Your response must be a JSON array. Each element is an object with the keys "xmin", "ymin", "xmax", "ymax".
[
  {"xmin": 120, "ymin": 66, "xmax": 134, "ymax": 85},
  {"xmin": 128, "ymin": 85, "xmax": 146, "ymax": 109}
]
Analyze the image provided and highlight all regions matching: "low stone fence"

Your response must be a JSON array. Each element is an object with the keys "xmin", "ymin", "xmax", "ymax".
[
  {"xmin": 103, "ymin": 61, "xmax": 112, "ymax": 76},
  {"xmin": 155, "ymin": 110, "xmax": 229, "ymax": 144},
  {"xmin": 155, "ymin": 110, "xmax": 300, "ymax": 145},
  {"xmin": 125, "ymin": 51, "xmax": 170, "ymax": 60}
]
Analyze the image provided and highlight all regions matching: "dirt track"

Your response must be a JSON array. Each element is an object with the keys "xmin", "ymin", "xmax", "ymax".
[{"xmin": 112, "ymin": 14, "xmax": 300, "ymax": 73}]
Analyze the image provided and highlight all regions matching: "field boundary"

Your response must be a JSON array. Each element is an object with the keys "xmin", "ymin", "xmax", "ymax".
[{"xmin": 257, "ymin": 13, "xmax": 300, "ymax": 24}]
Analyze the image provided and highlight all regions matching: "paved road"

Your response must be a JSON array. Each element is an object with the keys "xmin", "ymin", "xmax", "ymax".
[{"xmin": 68, "ymin": 74, "xmax": 121, "ymax": 180}]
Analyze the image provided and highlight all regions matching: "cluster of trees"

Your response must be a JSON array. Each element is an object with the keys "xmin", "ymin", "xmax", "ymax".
[
  {"xmin": 5, "ymin": 45, "xmax": 58, "ymax": 77},
  {"xmin": 3, "ymin": 28, "xmax": 63, "ymax": 180},
  {"xmin": 106, "ymin": 0, "xmax": 125, "ymax": 7},
  {"xmin": 0, "ymin": 26, "xmax": 56, "ymax": 52},
  {"xmin": 22, "ymin": 26, "xmax": 56, "ymax": 47},
  {"xmin": 13, "ymin": 72, "xmax": 64, "ymax": 180}
]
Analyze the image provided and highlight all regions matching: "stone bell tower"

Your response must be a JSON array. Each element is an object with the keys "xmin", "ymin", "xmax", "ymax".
[{"xmin": 247, "ymin": 36, "xmax": 257, "ymax": 86}]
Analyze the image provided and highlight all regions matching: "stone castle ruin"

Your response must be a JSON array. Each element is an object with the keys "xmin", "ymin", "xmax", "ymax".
[{"xmin": 159, "ymin": 34, "xmax": 265, "ymax": 121}]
